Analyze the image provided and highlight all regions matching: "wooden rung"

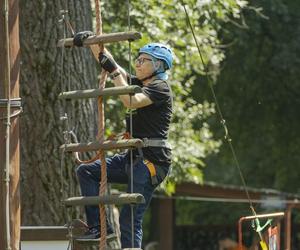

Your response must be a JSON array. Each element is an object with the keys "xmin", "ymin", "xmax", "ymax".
[
  {"xmin": 58, "ymin": 86, "xmax": 142, "ymax": 100},
  {"xmin": 123, "ymin": 249, "xmax": 143, "ymax": 250},
  {"xmin": 57, "ymin": 31, "xmax": 142, "ymax": 47},
  {"xmin": 74, "ymin": 233, "xmax": 117, "ymax": 244},
  {"xmin": 60, "ymin": 139, "xmax": 143, "ymax": 152},
  {"xmin": 65, "ymin": 194, "xmax": 145, "ymax": 206}
]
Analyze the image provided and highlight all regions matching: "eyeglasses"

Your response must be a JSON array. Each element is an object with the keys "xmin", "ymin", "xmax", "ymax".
[{"xmin": 135, "ymin": 57, "xmax": 152, "ymax": 65}]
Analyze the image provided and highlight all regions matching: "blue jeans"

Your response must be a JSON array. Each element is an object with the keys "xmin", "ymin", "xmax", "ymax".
[{"xmin": 76, "ymin": 153, "xmax": 164, "ymax": 248}]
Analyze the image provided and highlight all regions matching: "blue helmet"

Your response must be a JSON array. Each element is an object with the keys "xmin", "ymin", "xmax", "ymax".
[{"xmin": 139, "ymin": 43, "xmax": 173, "ymax": 70}]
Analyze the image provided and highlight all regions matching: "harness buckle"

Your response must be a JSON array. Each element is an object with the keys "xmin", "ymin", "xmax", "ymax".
[
  {"xmin": 143, "ymin": 138, "xmax": 150, "ymax": 147},
  {"xmin": 142, "ymin": 138, "xmax": 171, "ymax": 149}
]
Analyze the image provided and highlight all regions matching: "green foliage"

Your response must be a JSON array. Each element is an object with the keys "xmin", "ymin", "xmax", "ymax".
[
  {"xmin": 175, "ymin": 199, "xmax": 251, "ymax": 225},
  {"xmin": 95, "ymin": 0, "xmax": 249, "ymax": 193},
  {"xmin": 203, "ymin": 0, "xmax": 300, "ymax": 193},
  {"xmin": 166, "ymin": 100, "xmax": 221, "ymax": 186},
  {"xmin": 94, "ymin": 0, "xmax": 300, "ymax": 232}
]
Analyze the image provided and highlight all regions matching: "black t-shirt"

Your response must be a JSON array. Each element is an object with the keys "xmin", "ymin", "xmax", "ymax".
[{"xmin": 125, "ymin": 76, "xmax": 173, "ymax": 168}]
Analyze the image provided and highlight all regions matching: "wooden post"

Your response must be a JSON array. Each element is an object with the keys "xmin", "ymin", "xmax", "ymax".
[
  {"xmin": 0, "ymin": 0, "xmax": 21, "ymax": 249},
  {"xmin": 284, "ymin": 204, "xmax": 293, "ymax": 250},
  {"xmin": 158, "ymin": 198, "xmax": 174, "ymax": 250}
]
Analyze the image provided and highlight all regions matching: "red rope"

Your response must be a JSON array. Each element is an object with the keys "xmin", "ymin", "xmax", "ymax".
[{"xmin": 95, "ymin": 0, "xmax": 108, "ymax": 249}]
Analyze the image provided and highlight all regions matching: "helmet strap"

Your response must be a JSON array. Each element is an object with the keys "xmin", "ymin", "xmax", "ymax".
[{"xmin": 140, "ymin": 70, "xmax": 165, "ymax": 82}]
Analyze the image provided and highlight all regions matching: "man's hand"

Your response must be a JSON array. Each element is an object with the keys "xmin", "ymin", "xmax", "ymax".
[
  {"xmin": 98, "ymin": 52, "xmax": 117, "ymax": 73},
  {"xmin": 73, "ymin": 31, "xmax": 94, "ymax": 47}
]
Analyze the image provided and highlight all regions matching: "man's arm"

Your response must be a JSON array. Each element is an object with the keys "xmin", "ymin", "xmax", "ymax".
[
  {"xmin": 111, "ymin": 69, "xmax": 153, "ymax": 109},
  {"xmin": 90, "ymin": 46, "xmax": 153, "ymax": 109}
]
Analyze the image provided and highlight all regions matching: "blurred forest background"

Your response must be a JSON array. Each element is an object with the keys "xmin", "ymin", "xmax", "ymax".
[{"xmin": 19, "ymin": 0, "xmax": 300, "ymax": 247}]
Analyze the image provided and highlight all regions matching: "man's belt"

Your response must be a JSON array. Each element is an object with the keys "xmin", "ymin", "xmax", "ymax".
[{"xmin": 142, "ymin": 138, "xmax": 171, "ymax": 149}]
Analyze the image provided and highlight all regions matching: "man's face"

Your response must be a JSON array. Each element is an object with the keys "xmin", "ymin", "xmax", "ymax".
[{"xmin": 135, "ymin": 53, "xmax": 156, "ymax": 80}]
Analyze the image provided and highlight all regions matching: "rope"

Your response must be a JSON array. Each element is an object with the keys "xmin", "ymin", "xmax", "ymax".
[
  {"xmin": 94, "ymin": 1, "xmax": 108, "ymax": 249},
  {"xmin": 180, "ymin": 0, "xmax": 263, "ymax": 241}
]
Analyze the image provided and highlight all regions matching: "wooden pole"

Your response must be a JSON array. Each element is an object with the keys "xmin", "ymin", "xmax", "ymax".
[
  {"xmin": 60, "ymin": 139, "xmax": 144, "ymax": 152},
  {"xmin": 284, "ymin": 204, "xmax": 293, "ymax": 250},
  {"xmin": 158, "ymin": 199, "xmax": 174, "ymax": 250},
  {"xmin": 57, "ymin": 31, "xmax": 142, "ymax": 47},
  {"xmin": 58, "ymin": 86, "xmax": 142, "ymax": 100},
  {"xmin": 0, "ymin": 0, "xmax": 21, "ymax": 249},
  {"xmin": 64, "ymin": 193, "xmax": 145, "ymax": 206}
]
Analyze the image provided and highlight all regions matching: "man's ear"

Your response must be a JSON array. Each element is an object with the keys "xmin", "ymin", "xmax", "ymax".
[{"xmin": 155, "ymin": 60, "xmax": 161, "ymax": 70}]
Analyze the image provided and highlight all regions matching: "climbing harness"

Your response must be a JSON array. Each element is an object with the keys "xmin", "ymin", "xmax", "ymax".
[{"xmin": 142, "ymin": 138, "xmax": 171, "ymax": 149}]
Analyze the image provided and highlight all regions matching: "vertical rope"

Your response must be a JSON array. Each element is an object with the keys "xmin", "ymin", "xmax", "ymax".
[{"xmin": 94, "ymin": 0, "xmax": 108, "ymax": 249}]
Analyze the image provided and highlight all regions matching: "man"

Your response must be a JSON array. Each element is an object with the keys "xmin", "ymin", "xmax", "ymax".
[{"xmin": 73, "ymin": 32, "xmax": 173, "ymax": 248}]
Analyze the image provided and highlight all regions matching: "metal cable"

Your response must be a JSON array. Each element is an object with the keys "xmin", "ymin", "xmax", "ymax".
[
  {"xmin": 58, "ymin": 8, "xmax": 76, "ymax": 249},
  {"xmin": 180, "ymin": 2, "xmax": 269, "ymax": 242},
  {"xmin": 180, "ymin": 0, "xmax": 257, "ymax": 215},
  {"xmin": 59, "ymin": 9, "xmax": 67, "ymax": 206},
  {"xmin": 60, "ymin": 8, "xmax": 76, "ymax": 191},
  {"xmin": 127, "ymin": 0, "xmax": 135, "ymax": 247},
  {"xmin": 3, "ymin": 0, "xmax": 12, "ymax": 248},
  {"xmin": 153, "ymin": 194, "xmax": 300, "ymax": 205},
  {"xmin": 0, "ymin": 107, "xmax": 22, "ymax": 120}
]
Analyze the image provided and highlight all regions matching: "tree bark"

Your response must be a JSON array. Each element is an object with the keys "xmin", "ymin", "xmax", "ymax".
[{"xmin": 20, "ymin": 0, "xmax": 98, "ymax": 225}]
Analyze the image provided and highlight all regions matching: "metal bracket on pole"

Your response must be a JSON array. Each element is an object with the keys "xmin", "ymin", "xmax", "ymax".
[
  {"xmin": 0, "ymin": 98, "xmax": 22, "ymax": 120},
  {"xmin": 0, "ymin": 98, "xmax": 22, "ymax": 108}
]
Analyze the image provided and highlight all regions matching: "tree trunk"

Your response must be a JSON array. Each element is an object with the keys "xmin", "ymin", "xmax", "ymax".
[{"xmin": 20, "ymin": 0, "xmax": 98, "ymax": 225}]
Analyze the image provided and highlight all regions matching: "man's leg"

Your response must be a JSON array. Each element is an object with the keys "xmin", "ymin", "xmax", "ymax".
[
  {"xmin": 76, "ymin": 154, "xmax": 128, "ymax": 232},
  {"xmin": 119, "ymin": 160, "xmax": 156, "ymax": 248},
  {"xmin": 76, "ymin": 160, "xmax": 101, "ymax": 227}
]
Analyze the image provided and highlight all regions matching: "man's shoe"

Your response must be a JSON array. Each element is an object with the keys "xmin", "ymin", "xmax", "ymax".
[
  {"xmin": 75, "ymin": 226, "xmax": 114, "ymax": 240},
  {"xmin": 76, "ymin": 227, "xmax": 100, "ymax": 240}
]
